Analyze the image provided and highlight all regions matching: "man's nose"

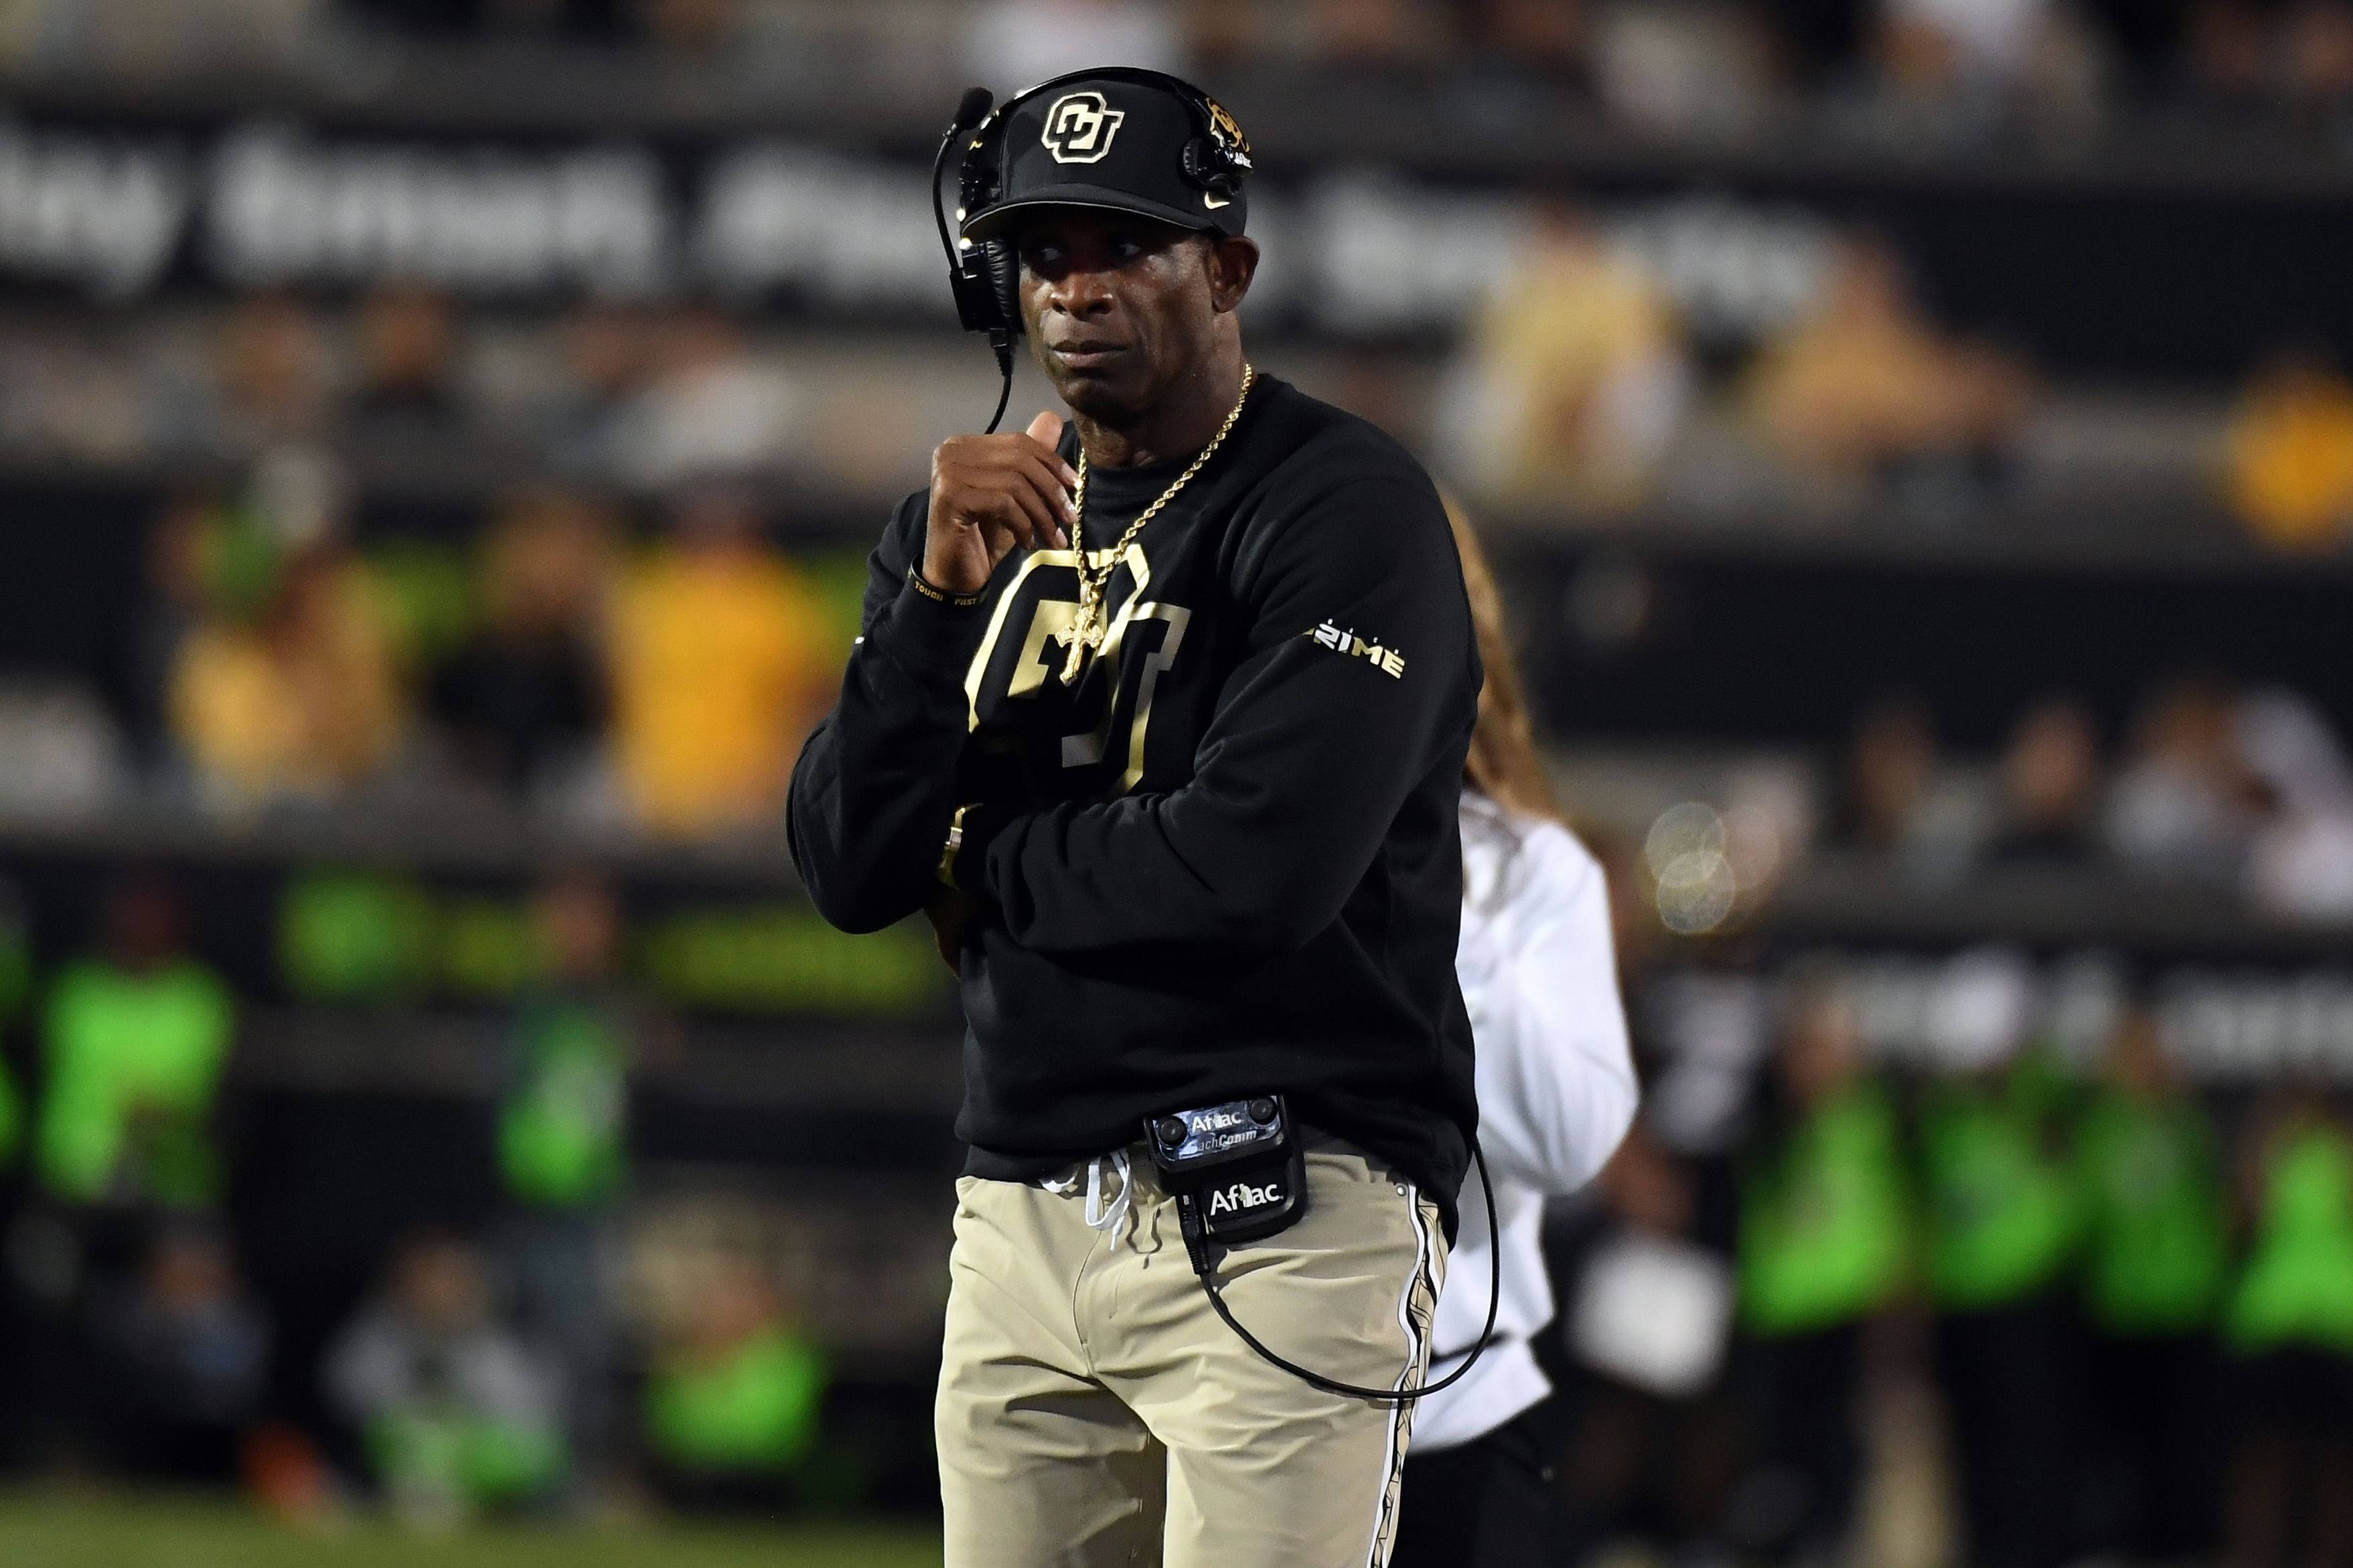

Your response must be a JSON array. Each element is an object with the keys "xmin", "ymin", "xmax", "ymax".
[{"xmin": 1043, "ymin": 264, "xmax": 1116, "ymax": 317}]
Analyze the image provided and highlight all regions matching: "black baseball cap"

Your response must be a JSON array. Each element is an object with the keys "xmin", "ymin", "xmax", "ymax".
[{"xmin": 961, "ymin": 70, "xmax": 1249, "ymax": 244}]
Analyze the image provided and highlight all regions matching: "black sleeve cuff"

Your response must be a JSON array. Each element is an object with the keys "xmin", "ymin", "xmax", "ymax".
[
  {"xmin": 881, "ymin": 564, "xmax": 991, "ymax": 680},
  {"xmin": 949, "ymin": 801, "xmax": 1021, "ymax": 903}
]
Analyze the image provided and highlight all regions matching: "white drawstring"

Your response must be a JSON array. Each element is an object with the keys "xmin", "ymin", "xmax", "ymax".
[
  {"xmin": 1085, "ymin": 1150, "xmax": 1134, "ymax": 1241},
  {"xmin": 1045, "ymin": 1150, "xmax": 1136, "ymax": 1245}
]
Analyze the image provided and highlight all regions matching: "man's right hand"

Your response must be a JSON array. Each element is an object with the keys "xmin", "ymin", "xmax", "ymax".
[{"xmin": 923, "ymin": 410, "xmax": 1078, "ymax": 595}]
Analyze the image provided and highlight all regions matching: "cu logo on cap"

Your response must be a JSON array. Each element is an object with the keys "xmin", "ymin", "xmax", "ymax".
[{"xmin": 1041, "ymin": 92, "xmax": 1126, "ymax": 164}]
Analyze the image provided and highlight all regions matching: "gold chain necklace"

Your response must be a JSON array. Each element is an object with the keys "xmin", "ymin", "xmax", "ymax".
[{"xmin": 1059, "ymin": 363, "xmax": 1256, "ymax": 684}]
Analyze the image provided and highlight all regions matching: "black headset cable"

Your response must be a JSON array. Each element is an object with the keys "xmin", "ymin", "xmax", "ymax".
[{"xmin": 1178, "ymin": 1139, "xmax": 1503, "ymax": 1403}]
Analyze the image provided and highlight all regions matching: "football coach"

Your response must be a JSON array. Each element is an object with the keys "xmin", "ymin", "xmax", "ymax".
[{"xmin": 787, "ymin": 68, "xmax": 1483, "ymax": 1568}]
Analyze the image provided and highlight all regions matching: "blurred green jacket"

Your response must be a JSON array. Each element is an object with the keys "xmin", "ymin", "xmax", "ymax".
[
  {"xmin": 1740, "ymin": 1079, "xmax": 1912, "ymax": 1336},
  {"xmin": 38, "ymin": 959, "xmax": 232, "ymax": 1206},
  {"xmin": 370, "ymin": 1409, "xmax": 565, "ymax": 1512},
  {"xmin": 498, "ymin": 996, "xmax": 627, "ymax": 1210},
  {"xmin": 2078, "ymin": 1088, "xmax": 2228, "ymax": 1335},
  {"xmin": 2228, "ymin": 1123, "xmax": 2353, "ymax": 1356},
  {"xmin": 1920, "ymin": 1067, "xmax": 2080, "ymax": 1311},
  {"xmin": 647, "ymin": 1327, "xmax": 828, "ymax": 1476}
]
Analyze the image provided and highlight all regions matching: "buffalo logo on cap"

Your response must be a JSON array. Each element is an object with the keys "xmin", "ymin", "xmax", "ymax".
[
  {"xmin": 1205, "ymin": 98, "xmax": 1250, "ymax": 161},
  {"xmin": 1041, "ymin": 92, "xmax": 1126, "ymax": 164}
]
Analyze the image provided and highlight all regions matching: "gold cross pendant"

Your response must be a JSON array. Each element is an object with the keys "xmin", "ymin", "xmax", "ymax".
[{"xmin": 1058, "ymin": 612, "xmax": 1100, "ymax": 685}]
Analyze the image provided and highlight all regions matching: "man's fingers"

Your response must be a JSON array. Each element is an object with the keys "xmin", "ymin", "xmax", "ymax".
[
  {"xmin": 933, "ymin": 423, "xmax": 1075, "ymax": 552},
  {"xmin": 991, "ymin": 473, "xmax": 1063, "ymax": 550},
  {"xmin": 1020, "ymin": 440, "xmax": 1081, "ymax": 499},
  {"xmin": 966, "ymin": 457, "xmax": 1071, "ymax": 548},
  {"xmin": 1020, "ymin": 410, "xmax": 1081, "ymax": 494},
  {"xmin": 1010, "ymin": 450, "xmax": 1077, "ymax": 538},
  {"xmin": 970, "ymin": 483, "xmax": 1048, "ymax": 555}
]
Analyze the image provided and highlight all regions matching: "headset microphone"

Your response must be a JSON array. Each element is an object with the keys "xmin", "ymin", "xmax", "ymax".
[
  {"xmin": 949, "ymin": 84, "xmax": 994, "ymax": 131},
  {"xmin": 932, "ymin": 86, "xmax": 1016, "ymax": 433}
]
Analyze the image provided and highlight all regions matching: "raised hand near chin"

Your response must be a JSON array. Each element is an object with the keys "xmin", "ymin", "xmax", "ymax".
[{"xmin": 922, "ymin": 410, "xmax": 1077, "ymax": 595}]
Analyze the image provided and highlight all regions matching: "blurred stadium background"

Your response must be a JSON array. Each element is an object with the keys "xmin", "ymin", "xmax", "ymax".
[{"xmin": 1, "ymin": 0, "xmax": 2352, "ymax": 1563}]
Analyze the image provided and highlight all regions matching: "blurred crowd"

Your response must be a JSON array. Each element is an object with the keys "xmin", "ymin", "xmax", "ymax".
[
  {"xmin": 10, "ymin": 835, "xmax": 2353, "ymax": 1561},
  {"xmin": 1444, "ymin": 208, "xmax": 2353, "ymax": 549},
  {"xmin": 0, "ymin": 290, "xmax": 806, "ymax": 495},
  {"xmin": 1578, "ymin": 674, "xmax": 2353, "ymax": 943},
  {"xmin": 19, "ymin": 0, "xmax": 2353, "ymax": 141},
  {"xmin": 1551, "ymin": 971, "xmax": 2353, "ymax": 1568},
  {"xmin": 11, "ymin": 416, "xmax": 2350, "ymax": 927},
  {"xmin": 8, "ymin": 255, "xmax": 2353, "ymax": 552},
  {"xmin": 0, "ymin": 868, "xmax": 835, "ymax": 1524},
  {"xmin": 1437, "ymin": 222, "xmax": 2040, "ymax": 520},
  {"xmin": 15, "ymin": 428, "xmax": 859, "ymax": 838},
  {"xmin": 0, "ymin": 3, "xmax": 2345, "ymax": 552},
  {"xmin": 1824, "ymin": 679, "xmax": 2353, "ymax": 920}
]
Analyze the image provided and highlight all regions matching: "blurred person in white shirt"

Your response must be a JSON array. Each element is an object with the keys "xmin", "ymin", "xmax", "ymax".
[
  {"xmin": 1879, "ymin": 0, "xmax": 2049, "ymax": 98},
  {"xmin": 608, "ymin": 307, "xmax": 798, "ymax": 490},
  {"xmin": 1391, "ymin": 506, "xmax": 1640, "ymax": 1568},
  {"xmin": 2238, "ymin": 686, "xmax": 2353, "ymax": 921},
  {"xmin": 2101, "ymin": 676, "xmax": 2258, "ymax": 888}
]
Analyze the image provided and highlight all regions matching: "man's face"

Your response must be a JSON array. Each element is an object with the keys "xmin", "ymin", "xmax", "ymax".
[{"xmin": 1012, "ymin": 210, "xmax": 1254, "ymax": 425}]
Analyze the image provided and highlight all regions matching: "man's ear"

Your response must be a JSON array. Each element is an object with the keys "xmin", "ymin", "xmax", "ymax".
[{"xmin": 1207, "ymin": 235, "xmax": 1260, "ymax": 315}]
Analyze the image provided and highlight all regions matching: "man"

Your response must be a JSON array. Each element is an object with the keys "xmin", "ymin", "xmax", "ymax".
[{"xmin": 787, "ymin": 70, "xmax": 1482, "ymax": 1568}]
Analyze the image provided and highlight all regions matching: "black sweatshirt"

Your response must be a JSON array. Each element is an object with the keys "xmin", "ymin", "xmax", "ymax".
[{"xmin": 787, "ymin": 376, "xmax": 1483, "ymax": 1235}]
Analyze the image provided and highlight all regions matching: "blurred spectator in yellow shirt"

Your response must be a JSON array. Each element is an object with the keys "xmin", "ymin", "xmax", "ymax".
[
  {"xmin": 1747, "ymin": 240, "xmax": 2032, "ymax": 493},
  {"xmin": 168, "ymin": 451, "xmax": 404, "ymax": 807},
  {"xmin": 1435, "ymin": 204, "xmax": 1690, "ymax": 508},
  {"xmin": 608, "ymin": 489, "xmax": 832, "ymax": 838},
  {"xmin": 2225, "ymin": 350, "xmax": 2353, "ymax": 552}
]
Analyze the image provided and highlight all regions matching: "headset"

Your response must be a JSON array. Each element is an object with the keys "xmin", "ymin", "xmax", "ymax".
[{"xmin": 930, "ymin": 67, "xmax": 1254, "ymax": 433}]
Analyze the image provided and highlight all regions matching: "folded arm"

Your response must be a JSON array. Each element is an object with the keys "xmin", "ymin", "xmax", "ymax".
[{"xmin": 786, "ymin": 503, "xmax": 985, "ymax": 934}]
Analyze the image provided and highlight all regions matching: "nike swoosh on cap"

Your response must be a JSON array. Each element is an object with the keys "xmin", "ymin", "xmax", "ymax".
[{"xmin": 1203, "ymin": 192, "xmax": 1230, "ymax": 209}]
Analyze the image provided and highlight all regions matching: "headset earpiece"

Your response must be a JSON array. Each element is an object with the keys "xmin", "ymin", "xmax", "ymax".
[
  {"xmin": 980, "ymin": 237, "xmax": 1021, "ymax": 337},
  {"xmin": 954, "ymin": 113, "xmax": 1022, "ymax": 340}
]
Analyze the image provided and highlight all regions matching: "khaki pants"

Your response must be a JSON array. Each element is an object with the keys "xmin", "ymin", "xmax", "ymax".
[{"xmin": 937, "ymin": 1142, "xmax": 1447, "ymax": 1568}]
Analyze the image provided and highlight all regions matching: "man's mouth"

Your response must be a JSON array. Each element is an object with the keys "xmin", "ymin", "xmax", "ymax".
[{"xmin": 1050, "ymin": 341, "xmax": 1127, "ymax": 371}]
